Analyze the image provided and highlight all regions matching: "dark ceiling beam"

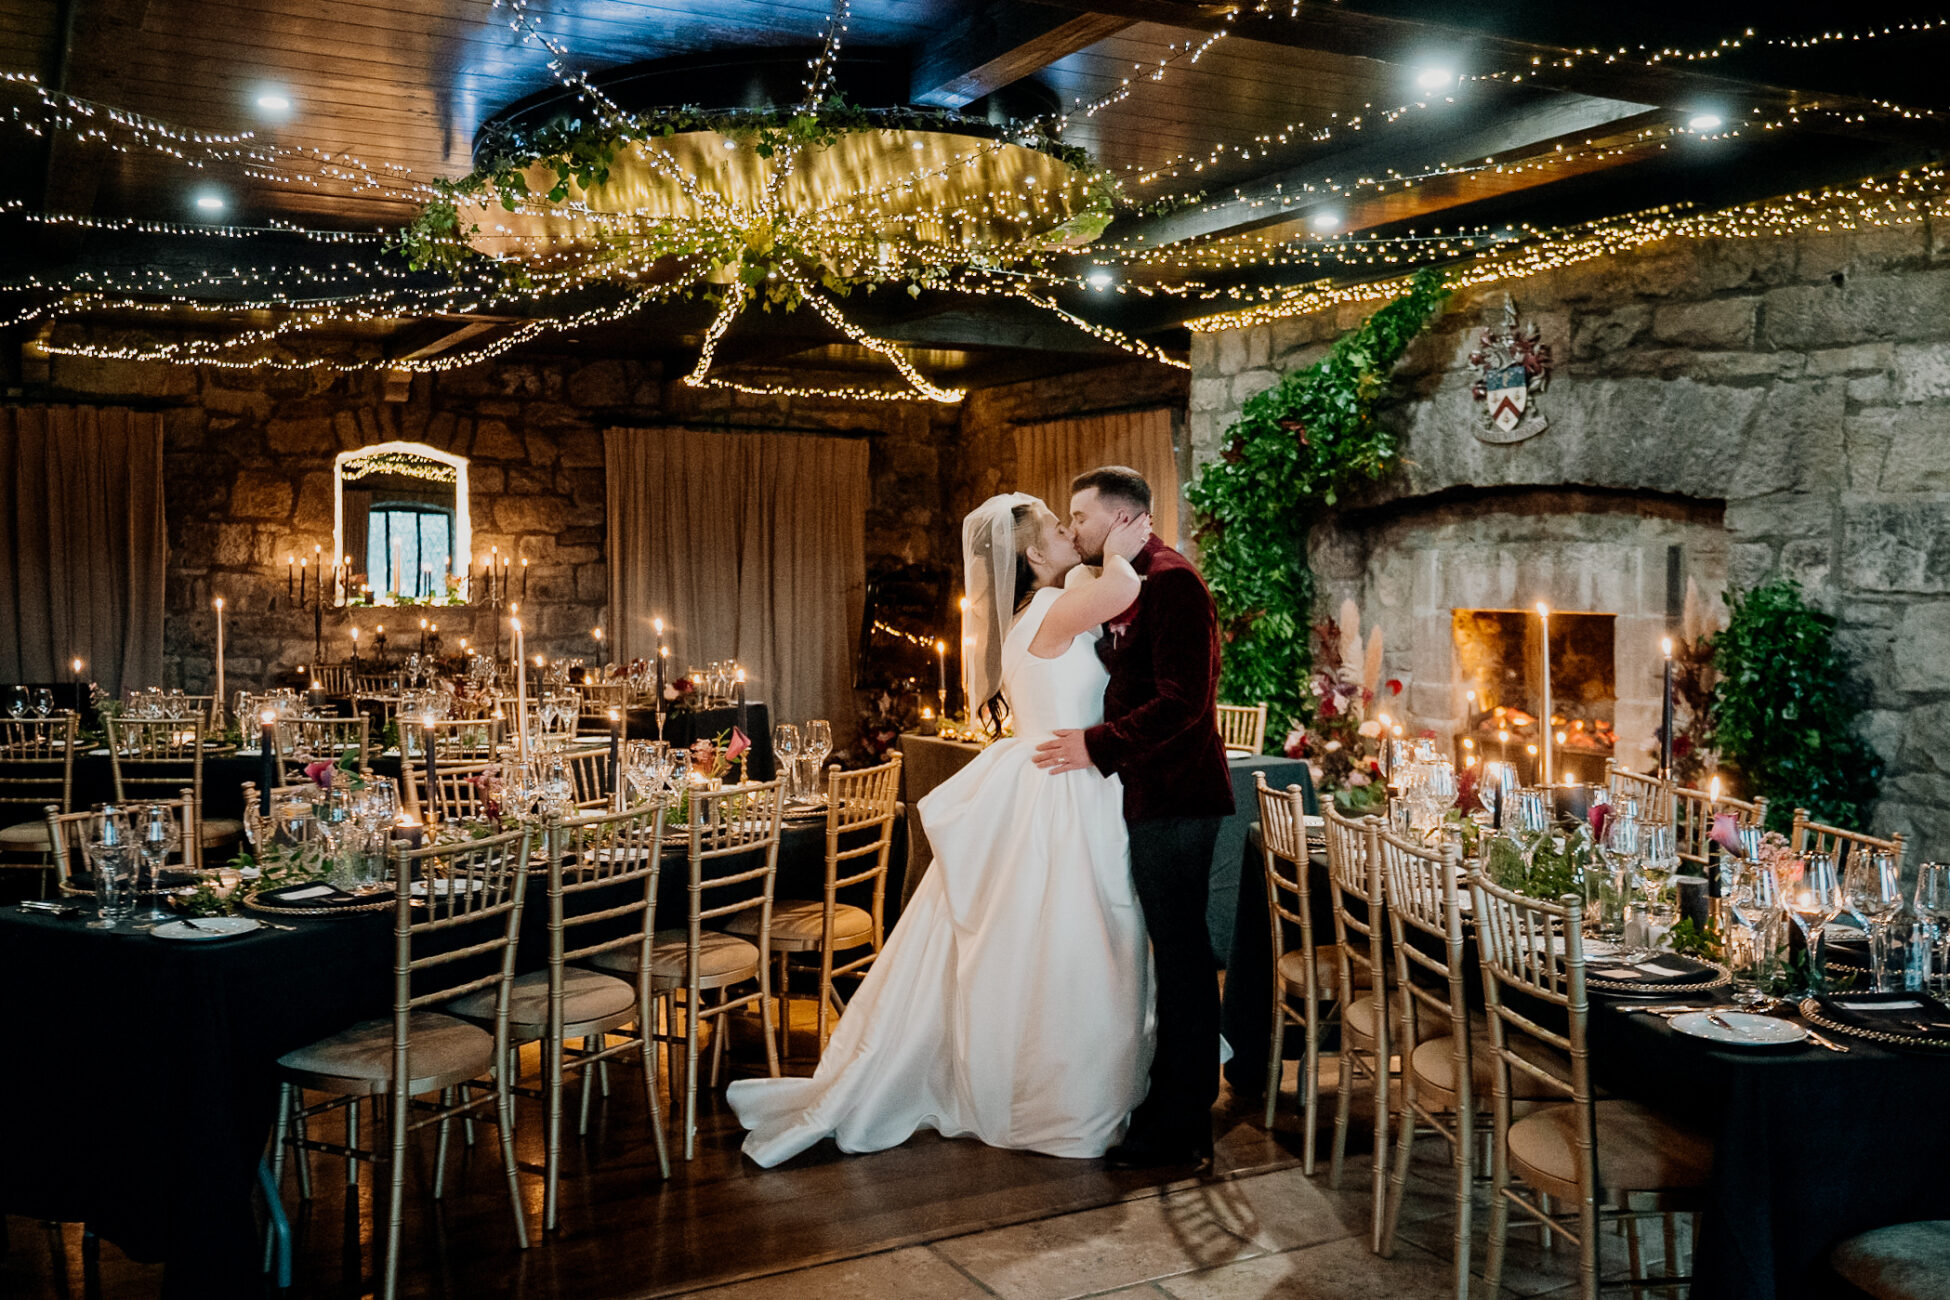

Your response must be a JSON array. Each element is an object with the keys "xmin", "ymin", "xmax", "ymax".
[
  {"xmin": 383, "ymin": 317, "xmax": 510, "ymax": 363},
  {"xmin": 910, "ymin": 1, "xmax": 1134, "ymax": 108},
  {"xmin": 1116, "ymin": 91, "xmax": 1661, "ymax": 246},
  {"xmin": 1025, "ymin": 0, "xmax": 1948, "ymax": 141}
]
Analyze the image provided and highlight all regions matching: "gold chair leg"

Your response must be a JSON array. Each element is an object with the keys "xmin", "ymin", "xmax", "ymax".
[
  {"xmin": 432, "ymin": 1089, "xmax": 452, "ymax": 1201},
  {"xmin": 1379, "ymin": 1087, "xmax": 1416, "ymax": 1258},
  {"xmin": 496, "ymin": 1058, "xmax": 529, "ymax": 1251},
  {"xmin": 292, "ymin": 1097, "xmax": 314, "ymax": 1201},
  {"xmin": 1452, "ymin": 1102, "xmax": 1474, "ymax": 1300},
  {"xmin": 759, "ymin": 953, "xmax": 781, "ymax": 1081},
  {"xmin": 683, "ymin": 983, "xmax": 702, "ymax": 1161},
  {"xmin": 1302, "ymin": 1000, "xmax": 1323, "ymax": 1177},
  {"xmin": 638, "ymin": 989, "xmax": 672, "ymax": 1181},
  {"xmin": 1482, "ymin": 1126, "xmax": 1511, "ymax": 1297},
  {"xmin": 1329, "ymin": 1042, "xmax": 1356, "ymax": 1190},
  {"xmin": 346, "ymin": 1098, "xmax": 361, "ymax": 1188},
  {"xmin": 709, "ymin": 991, "xmax": 729, "ymax": 1090},
  {"xmin": 545, "ymin": 1027, "xmax": 565, "ymax": 1232},
  {"xmin": 1263, "ymin": 997, "xmax": 1287, "ymax": 1131},
  {"xmin": 1663, "ymin": 1211, "xmax": 1682, "ymax": 1300},
  {"xmin": 577, "ymin": 1037, "xmax": 597, "ymax": 1136},
  {"xmin": 380, "ymin": 1082, "xmax": 409, "ymax": 1300}
]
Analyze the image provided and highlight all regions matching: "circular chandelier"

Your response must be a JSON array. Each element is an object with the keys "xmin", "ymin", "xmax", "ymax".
[{"xmin": 396, "ymin": 5, "xmax": 1134, "ymax": 402}]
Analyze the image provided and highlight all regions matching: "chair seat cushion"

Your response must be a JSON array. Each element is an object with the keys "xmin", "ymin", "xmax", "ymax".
[
  {"xmin": 0, "ymin": 820, "xmax": 52, "ymax": 849},
  {"xmin": 448, "ymin": 967, "xmax": 637, "ymax": 1033},
  {"xmin": 1829, "ymin": 1220, "xmax": 1950, "ymax": 1299},
  {"xmin": 1343, "ymin": 992, "xmax": 1386, "ymax": 1044},
  {"xmin": 1508, "ymin": 1099, "xmax": 1714, "ymax": 1200},
  {"xmin": 1276, "ymin": 944, "xmax": 1374, "ymax": 995},
  {"xmin": 723, "ymin": 900, "xmax": 874, "ymax": 950},
  {"xmin": 588, "ymin": 928, "xmax": 761, "ymax": 988},
  {"xmin": 276, "ymin": 1012, "xmax": 493, "ymax": 1094},
  {"xmin": 1410, "ymin": 1031, "xmax": 1562, "ymax": 1104},
  {"xmin": 200, "ymin": 817, "xmax": 244, "ymax": 845}
]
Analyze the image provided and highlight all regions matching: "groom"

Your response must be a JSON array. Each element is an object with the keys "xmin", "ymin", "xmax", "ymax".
[{"xmin": 1033, "ymin": 465, "xmax": 1234, "ymax": 1169}]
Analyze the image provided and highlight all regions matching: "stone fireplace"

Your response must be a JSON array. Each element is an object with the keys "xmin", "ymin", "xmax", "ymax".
[{"xmin": 1311, "ymin": 487, "xmax": 1727, "ymax": 783}]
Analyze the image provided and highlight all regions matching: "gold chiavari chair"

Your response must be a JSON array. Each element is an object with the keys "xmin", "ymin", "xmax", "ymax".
[
  {"xmin": 1671, "ymin": 783, "xmax": 1768, "ymax": 869},
  {"xmin": 1468, "ymin": 871, "xmax": 1713, "ymax": 1300},
  {"xmin": 351, "ymin": 694, "xmax": 402, "ymax": 731},
  {"xmin": 1324, "ymin": 797, "xmax": 1391, "ymax": 1246},
  {"xmin": 1255, "ymin": 772, "xmax": 1348, "ymax": 1171},
  {"xmin": 274, "ymin": 716, "xmax": 371, "ymax": 783},
  {"xmin": 1604, "ymin": 760, "xmax": 1674, "ymax": 822},
  {"xmin": 1378, "ymin": 829, "xmax": 1491, "ymax": 1295},
  {"xmin": 106, "ymin": 715, "xmax": 237, "ymax": 867},
  {"xmin": 45, "ymin": 790, "xmax": 199, "ymax": 892},
  {"xmin": 312, "ymin": 664, "xmax": 354, "ymax": 693},
  {"xmin": 590, "ymin": 779, "xmax": 784, "ymax": 1160},
  {"xmin": 562, "ymin": 747, "xmax": 615, "ymax": 811},
  {"xmin": 404, "ymin": 717, "xmax": 504, "ymax": 761},
  {"xmin": 727, "ymin": 757, "xmax": 900, "ymax": 1059},
  {"xmin": 268, "ymin": 827, "xmax": 534, "ymax": 1300},
  {"xmin": 1217, "ymin": 702, "xmax": 1269, "ymax": 757},
  {"xmin": 576, "ymin": 682, "xmax": 633, "ymax": 733},
  {"xmin": 352, "ymin": 672, "xmax": 401, "ymax": 694},
  {"xmin": 1, "ymin": 715, "xmax": 78, "ymax": 874},
  {"xmin": 449, "ymin": 804, "xmax": 671, "ymax": 1230},
  {"xmin": 404, "ymin": 761, "xmax": 499, "ymax": 826},
  {"xmin": 1791, "ymin": 809, "xmax": 1904, "ymax": 872}
]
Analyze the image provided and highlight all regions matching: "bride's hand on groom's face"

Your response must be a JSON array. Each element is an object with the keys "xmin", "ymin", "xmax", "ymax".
[
  {"xmin": 1032, "ymin": 729, "xmax": 1093, "ymax": 775},
  {"xmin": 1104, "ymin": 512, "xmax": 1152, "ymax": 562}
]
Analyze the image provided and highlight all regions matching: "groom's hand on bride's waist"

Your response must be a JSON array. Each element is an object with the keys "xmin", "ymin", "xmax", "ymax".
[{"xmin": 1032, "ymin": 730, "xmax": 1094, "ymax": 775}]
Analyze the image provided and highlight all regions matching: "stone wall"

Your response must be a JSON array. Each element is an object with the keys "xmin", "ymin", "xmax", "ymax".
[
  {"xmin": 37, "ymin": 351, "xmax": 958, "ymax": 701},
  {"xmin": 1190, "ymin": 224, "xmax": 1950, "ymax": 855}
]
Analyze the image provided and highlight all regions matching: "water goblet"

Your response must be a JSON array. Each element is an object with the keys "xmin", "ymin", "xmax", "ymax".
[
  {"xmin": 1782, "ymin": 853, "xmax": 1842, "ymax": 979},
  {"xmin": 1634, "ymin": 821, "xmax": 1680, "ymax": 954},
  {"xmin": 1914, "ymin": 863, "xmax": 1950, "ymax": 996},
  {"xmin": 7, "ymin": 686, "xmax": 28, "ymax": 719},
  {"xmin": 1728, "ymin": 859, "xmax": 1784, "ymax": 1005},
  {"xmin": 133, "ymin": 803, "xmax": 183, "ymax": 924},
  {"xmin": 35, "ymin": 688, "xmax": 53, "ymax": 719},
  {"xmin": 804, "ymin": 719, "xmax": 833, "ymax": 766},
  {"xmin": 774, "ymin": 724, "xmax": 802, "ymax": 801},
  {"xmin": 1846, "ymin": 850, "xmax": 1905, "ymax": 991}
]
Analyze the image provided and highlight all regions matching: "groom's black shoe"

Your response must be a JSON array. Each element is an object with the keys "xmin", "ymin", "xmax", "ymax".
[{"xmin": 1103, "ymin": 1135, "xmax": 1215, "ymax": 1174}]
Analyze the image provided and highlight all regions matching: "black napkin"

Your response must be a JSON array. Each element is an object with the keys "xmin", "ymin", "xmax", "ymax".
[
  {"xmin": 251, "ymin": 881, "xmax": 367, "ymax": 910},
  {"xmin": 1815, "ymin": 991, "xmax": 1950, "ymax": 1038},
  {"xmin": 1585, "ymin": 954, "xmax": 1719, "ymax": 988}
]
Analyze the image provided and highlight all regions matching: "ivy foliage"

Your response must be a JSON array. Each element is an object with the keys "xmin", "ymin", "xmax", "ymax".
[
  {"xmin": 1184, "ymin": 269, "xmax": 1449, "ymax": 745},
  {"xmin": 1710, "ymin": 578, "xmax": 1882, "ymax": 831}
]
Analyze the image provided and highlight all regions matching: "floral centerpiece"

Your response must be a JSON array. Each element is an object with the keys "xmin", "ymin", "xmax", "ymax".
[
  {"xmin": 666, "ymin": 729, "xmax": 751, "ymax": 827},
  {"xmin": 1282, "ymin": 600, "xmax": 1397, "ymax": 814}
]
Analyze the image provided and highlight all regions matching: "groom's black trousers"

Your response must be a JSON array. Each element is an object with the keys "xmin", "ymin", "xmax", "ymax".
[{"xmin": 1126, "ymin": 814, "xmax": 1224, "ymax": 1145}]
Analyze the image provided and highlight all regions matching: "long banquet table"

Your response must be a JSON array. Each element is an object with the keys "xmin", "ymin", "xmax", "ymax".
[
  {"xmin": 1219, "ymin": 824, "xmax": 1950, "ymax": 1300},
  {"xmin": 0, "ymin": 811, "xmax": 903, "ymax": 1294}
]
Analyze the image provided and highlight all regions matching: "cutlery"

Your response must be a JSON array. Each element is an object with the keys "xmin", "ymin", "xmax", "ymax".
[
  {"xmin": 1802, "ymin": 1028, "xmax": 1850, "ymax": 1053},
  {"xmin": 1707, "ymin": 1013, "xmax": 1743, "ymax": 1034},
  {"xmin": 1623, "ymin": 1003, "xmax": 1710, "ymax": 1015}
]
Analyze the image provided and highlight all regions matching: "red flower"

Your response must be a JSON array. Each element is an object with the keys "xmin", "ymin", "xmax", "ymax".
[
  {"xmin": 303, "ymin": 760, "xmax": 334, "ymax": 790},
  {"xmin": 726, "ymin": 728, "xmax": 751, "ymax": 763}
]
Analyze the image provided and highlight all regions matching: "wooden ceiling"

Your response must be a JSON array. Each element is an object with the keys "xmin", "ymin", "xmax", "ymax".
[{"xmin": 4, "ymin": 0, "xmax": 1948, "ymax": 390}]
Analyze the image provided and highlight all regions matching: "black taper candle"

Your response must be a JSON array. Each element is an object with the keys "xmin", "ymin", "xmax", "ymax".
[
  {"xmin": 258, "ymin": 715, "xmax": 275, "ymax": 815},
  {"xmin": 422, "ymin": 720, "xmax": 439, "ymax": 825},
  {"xmin": 607, "ymin": 710, "xmax": 622, "ymax": 808}
]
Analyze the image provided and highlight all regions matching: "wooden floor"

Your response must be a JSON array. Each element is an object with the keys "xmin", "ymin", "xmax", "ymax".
[{"xmin": 2, "ymin": 1010, "xmax": 1313, "ymax": 1300}]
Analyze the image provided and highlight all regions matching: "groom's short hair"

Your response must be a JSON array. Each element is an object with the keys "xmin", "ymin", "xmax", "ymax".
[{"xmin": 1070, "ymin": 465, "xmax": 1151, "ymax": 514}]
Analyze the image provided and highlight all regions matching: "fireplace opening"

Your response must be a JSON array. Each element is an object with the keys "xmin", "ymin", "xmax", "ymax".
[{"xmin": 1452, "ymin": 609, "xmax": 1616, "ymax": 784}]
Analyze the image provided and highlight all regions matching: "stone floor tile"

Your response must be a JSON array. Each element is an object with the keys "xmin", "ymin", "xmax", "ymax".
[
  {"xmin": 669, "ymin": 1246, "xmax": 993, "ymax": 1300},
  {"xmin": 1151, "ymin": 1233, "xmax": 1511, "ymax": 1300}
]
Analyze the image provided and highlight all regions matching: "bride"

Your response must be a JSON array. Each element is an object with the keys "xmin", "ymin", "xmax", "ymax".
[{"xmin": 726, "ymin": 493, "xmax": 1156, "ymax": 1166}]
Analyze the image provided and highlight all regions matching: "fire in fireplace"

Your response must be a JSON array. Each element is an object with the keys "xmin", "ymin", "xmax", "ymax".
[{"xmin": 1452, "ymin": 608, "xmax": 1616, "ymax": 783}]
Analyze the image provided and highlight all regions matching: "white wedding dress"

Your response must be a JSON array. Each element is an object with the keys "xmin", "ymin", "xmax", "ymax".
[{"xmin": 726, "ymin": 584, "xmax": 1153, "ymax": 1166}]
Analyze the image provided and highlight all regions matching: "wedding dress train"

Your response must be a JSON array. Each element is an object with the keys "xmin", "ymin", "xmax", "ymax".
[{"xmin": 726, "ymin": 584, "xmax": 1152, "ymax": 1166}]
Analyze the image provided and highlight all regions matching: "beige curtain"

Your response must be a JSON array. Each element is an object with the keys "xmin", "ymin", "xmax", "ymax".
[
  {"xmin": 1013, "ymin": 408, "xmax": 1180, "ymax": 546},
  {"xmin": 605, "ymin": 427, "xmax": 869, "ymax": 733},
  {"xmin": 0, "ymin": 407, "xmax": 165, "ymax": 699}
]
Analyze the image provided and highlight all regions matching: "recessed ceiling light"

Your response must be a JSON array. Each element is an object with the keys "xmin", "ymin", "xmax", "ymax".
[
  {"xmin": 1086, "ymin": 269, "xmax": 1115, "ymax": 290},
  {"xmin": 723, "ymin": 137, "xmax": 738, "ymax": 150},
  {"xmin": 1415, "ymin": 67, "xmax": 1454, "ymax": 91},
  {"xmin": 1687, "ymin": 113, "xmax": 1724, "ymax": 131},
  {"xmin": 255, "ymin": 92, "xmax": 292, "ymax": 114},
  {"xmin": 1313, "ymin": 211, "xmax": 1341, "ymax": 232},
  {"xmin": 194, "ymin": 193, "xmax": 226, "ymax": 213}
]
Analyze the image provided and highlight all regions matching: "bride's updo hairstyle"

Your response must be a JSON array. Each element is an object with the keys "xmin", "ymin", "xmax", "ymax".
[{"xmin": 962, "ymin": 492, "xmax": 1048, "ymax": 740}]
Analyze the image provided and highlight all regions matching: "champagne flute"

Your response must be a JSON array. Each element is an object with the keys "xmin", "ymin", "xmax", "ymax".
[{"xmin": 1846, "ymin": 850, "xmax": 1905, "ymax": 991}]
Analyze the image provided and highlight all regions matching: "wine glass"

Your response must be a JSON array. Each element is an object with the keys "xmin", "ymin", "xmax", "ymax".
[
  {"xmin": 1635, "ymin": 821, "xmax": 1680, "ymax": 955},
  {"xmin": 133, "ymin": 804, "xmax": 183, "ymax": 924},
  {"xmin": 85, "ymin": 806, "xmax": 135, "ymax": 929},
  {"xmin": 1846, "ymin": 850, "xmax": 1905, "ymax": 991},
  {"xmin": 1728, "ymin": 858, "xmax": 1783, "ymax": 1006},
  {"xmin": 1783, "ymin": 853, "xmax": 1842, "ymax": 979},
  {"xmin": 804, "ymin": 719, "xmax": 833, "ymax": 766},
  {"xmin": 1914, "ymin": 863, "xmax": 1950, "ymax": 996},
  {"xmin": 34, "ymin": 688, "xmax": 53, "ymax": 719},
  {"xmin": 665, "ymin": 747, "xmax": 692, "ymax": 795},
  {"xmin": 773, "ymin": 724, "xmax": 803, "ymax": 801},
  {"xmin": 7, "ymin": 686, "xmax": 27, "ymax": 719}
]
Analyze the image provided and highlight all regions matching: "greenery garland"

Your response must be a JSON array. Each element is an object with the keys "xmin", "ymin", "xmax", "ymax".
[
  {"xmin": 1710, "ymin": 578, "xmax": 1882, "ymax": 831},
  {"xmin": 1185, "ymin": 268, "xmax": 1449, "ymax": 748},
  {"xmin": 392, "ymin": 98, "xmax": 1111, "ymax": 296}
]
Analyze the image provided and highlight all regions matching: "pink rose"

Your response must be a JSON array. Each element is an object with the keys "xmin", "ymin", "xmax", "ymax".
[{"xmin": 303, "ymin": 760, "xmax": 334, "ymax": 790}]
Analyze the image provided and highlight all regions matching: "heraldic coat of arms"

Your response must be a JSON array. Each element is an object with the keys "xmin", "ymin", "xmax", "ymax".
[{"xmin": 1469, "ymin": 295, "xmax": 1552, "ymax": 444}]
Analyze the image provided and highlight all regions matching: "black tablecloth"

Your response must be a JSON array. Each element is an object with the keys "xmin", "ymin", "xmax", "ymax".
[
  {"xmin": 627, "ymin": 704, "xmax": 776, "ymax": 780},
  {"xmin": 0, "ymin": 810, "xmax": 903, "ymax": 1292},
  {"xmin": 1216, "ymin": 822, "xmax": 1950, "ymax": 1300},
  {"xmin": 1206, "ymin": 756, "xmax": 1315, "ymax": 965}
]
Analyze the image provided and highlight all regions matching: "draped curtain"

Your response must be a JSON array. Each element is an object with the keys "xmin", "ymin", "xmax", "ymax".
[
  {"xmin": 0, "ymin": 406, "xmax": 166, "ymax": 699},
  {"xmin": 1012, "ymin": 408, "xmax": 1181, "ymax": 546},
  {"xmin": 605, "ymin": 427, "xmax": 869, "ymax": 734}
]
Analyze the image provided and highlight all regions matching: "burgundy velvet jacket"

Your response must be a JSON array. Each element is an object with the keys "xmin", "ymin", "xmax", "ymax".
[{"xmin": 1082, "ymin": 535, "xmax": 1235, "ymax": 824}]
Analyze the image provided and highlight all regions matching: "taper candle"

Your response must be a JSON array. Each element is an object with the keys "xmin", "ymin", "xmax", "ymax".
[
  {"xmin": 258, "ymin": 708, "xmax": 276, "ymax": 815},
  {"xmin": 213, "ymin": 598, "xmax": 225, "ymax": 721},
  {"xmin": 1536, "ymin": 602, "xmax": 1553, "ymax": 787},
  {"xmin": 1660, "ymin": 636, "xmax": 1676, "ymax": 780},
  {"xmin": 512, "ymin": 618, "xmax": 529, "ymax": 759}
]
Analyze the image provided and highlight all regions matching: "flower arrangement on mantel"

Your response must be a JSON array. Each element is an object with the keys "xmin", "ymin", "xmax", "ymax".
[
  {"xmin": 1282, "ymin": 600, "xmax": 1398, "ymax": 813},
  {"xmin": 1186, "ymin": 268, "xmax": 1449, "ymax": 751}
]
